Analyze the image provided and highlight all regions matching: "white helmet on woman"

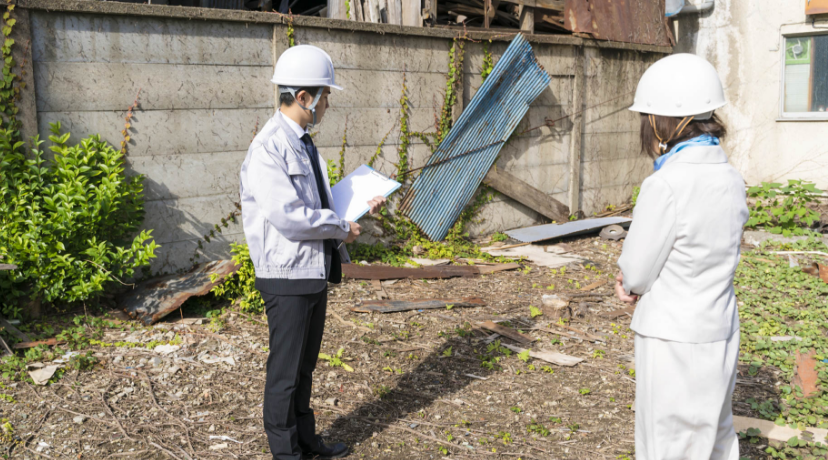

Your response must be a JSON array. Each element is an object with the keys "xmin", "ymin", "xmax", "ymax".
[
  {"xmin": 629, "ymin": 53, "xmax": 726, "ymax": 120},
  {"xmin": 272, "ymin": 45, "xmax": 343, "ymax": 127}
]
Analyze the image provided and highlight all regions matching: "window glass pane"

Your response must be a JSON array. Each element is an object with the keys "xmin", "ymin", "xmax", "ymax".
[
  {"xmin": 813, "ymin": 35, "xmax": 828, "ymax": 112},
  {"xmin": 784, "ymin": 37, "xmax": 811, "ymax": 113}
]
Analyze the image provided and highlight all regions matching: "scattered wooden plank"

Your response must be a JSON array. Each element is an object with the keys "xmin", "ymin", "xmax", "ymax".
[
  {"xmin": 13, "ymin": 338, "xmax": 62, "ymax": 349},
  {"xmin": 601, "ymin": 306, "xmax": 635, "ymax": 319},
  {"xmin": 352, "ymin": 297, "xmax": 485, "ymax": 313},
  {"xmin": 536, "ymin": 323, "xmax": 603, "ymax": 342},
  {"xmin": 480, "ymin": 320, "xmax": 534, "ymax": 344},
  {"xmin": 580, "ymin": 279, "xmax": 608, "ymax": 291},
  {"xmin": 477, "ymin": 263, "xmax": 521, "ymax": 275},
  {"xmin": 484, "ymin": 167, "xmax": 569, "ymax": 223},
  {"xmin": 343, "ymin": 264, "xmax": 479, "ymax": 280},
  {"xmin": 0, "ymin": 336, "xmax": 12, "ymax": 356},
  {"xmin": 483, "ymin": 242, "xmax": 530, "ymax": 251},
  {"xmin": 500, "ymin": 343, "xmax": 583, "ymax": 367},
  {"xmin": 0, "ymin": 317, "xmax": 32, "ymax": 343},
  {"xmin": 370, "ymin": 280, "xmax": 388, "ymax": 300},
  {"xmin": 733, "ymin": 416, "xmax": 828, "ymax": 445}
]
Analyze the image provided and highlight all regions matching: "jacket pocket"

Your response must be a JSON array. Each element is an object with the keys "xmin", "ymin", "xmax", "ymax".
[{"xmin": 287, "ymin": 159, "xmax": 315, "ymax": 207}]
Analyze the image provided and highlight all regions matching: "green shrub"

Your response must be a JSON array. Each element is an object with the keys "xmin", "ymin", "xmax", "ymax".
[
  {"xmin": 211, "ymin": 241, "xmax": 264, "ymax": 314},
  {"xmin": 746, "ymin": 180, "xmax": 822, "ymax": 237},
  {"xmin": 0, "ymin": 123, "xmax": 158, "ymax": 318}
]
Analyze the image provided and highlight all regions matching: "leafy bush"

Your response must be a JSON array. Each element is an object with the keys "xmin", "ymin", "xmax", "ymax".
[
  {"xmin": 631, "ymin": 186, "xmax": 641, "ymax": 207},
  {"xmin": 0, "ymin": 123, "xmax": 158, "ymax": 318},
  {"xmin": 210, "ymin": 241, "xmax": 264, "ymax": 314},
  {"xmin": 746, "ymin": 180, "xmax": 822, "ymax": 236}
]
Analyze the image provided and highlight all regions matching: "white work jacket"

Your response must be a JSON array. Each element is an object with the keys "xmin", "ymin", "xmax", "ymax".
[{"xmin": 618, "ymin": 145, "xmax": 749, "ymax": 343}]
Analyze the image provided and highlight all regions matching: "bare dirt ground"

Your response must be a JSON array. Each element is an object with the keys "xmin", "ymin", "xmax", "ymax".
[{"xmin": 2, "ymin": 236, "xmax": 781, "ymax": 459}]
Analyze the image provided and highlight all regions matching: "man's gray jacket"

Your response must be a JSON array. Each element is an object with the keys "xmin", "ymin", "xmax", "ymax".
[{"xmin": 240, "ymin": 111, "xmax": 351, "ymax": 280}]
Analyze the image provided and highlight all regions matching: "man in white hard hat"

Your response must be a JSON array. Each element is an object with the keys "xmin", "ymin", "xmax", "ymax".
[
  {"xmin": 240, "ymin": 45, "xmax": 386, "ymax": 459},
  {"xmin": 615, "ymin": 53, "xmax": 746, "ymax": 460}
]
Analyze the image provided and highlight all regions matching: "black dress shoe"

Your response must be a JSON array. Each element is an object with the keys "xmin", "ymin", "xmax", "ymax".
[{"xmin": 301, "ymin": 436, "xmax": 348, "ymax": 459}]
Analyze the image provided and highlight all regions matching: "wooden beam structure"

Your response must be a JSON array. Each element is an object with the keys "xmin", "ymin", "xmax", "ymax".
[
  {"xmin": 483, "ymin": 167, "xmax": 570, "ymax": 223},
  {"xmin": 568, "ymin": 48, "xmax": 586, "ymax": 215}
]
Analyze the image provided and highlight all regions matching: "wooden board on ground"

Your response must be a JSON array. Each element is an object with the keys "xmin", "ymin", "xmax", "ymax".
[
  {"xmin": 352, "ymin": 297, "xmax": 485, "ymax": 313},
  {"xmin": 370, "ymin": 279, "xmax": 388, "ymax": 300},
  {"xmin": 477, "ymin": 263, "xmax": 521, "ymax": 275},
  {"xmin": 480, "ymin": 320, "xmax": 534, "ymax": 344},
  {"xmin": 500, "ymin": 343, "xmax": 582, "ymax": 366},
  {"xmin": 0, "ymin": 317, "xmax": 32, "ymax": 342},
  {"xmin": 601, "ymin": 306, "xmax": 635, "ymax": 319},
  {"xmin": 733, "ymin": 415, "xmax": 828, "ymax": 444},
  {"xmin": 13, "ymin": 338, "xmax": 62, "ymax": 350},
  {"xmin": 580, "ymin": 279, "xmax": 608, "ymax": 291},
  {"xmin": 343, "ymin": 263, "xmax": 518, "ymax": 280}
]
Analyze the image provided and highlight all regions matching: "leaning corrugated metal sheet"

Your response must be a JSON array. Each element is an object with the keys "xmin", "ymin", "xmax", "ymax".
[{"xmin": 399, "ymin": 34, "xmax": 551, "ymax": 241}]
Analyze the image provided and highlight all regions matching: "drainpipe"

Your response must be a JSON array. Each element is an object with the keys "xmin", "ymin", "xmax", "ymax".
[{"xmin": 677, "ymin": 0, "xmax": 715, "ymax": 14}]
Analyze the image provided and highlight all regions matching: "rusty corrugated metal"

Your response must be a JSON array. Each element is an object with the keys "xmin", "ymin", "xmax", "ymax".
[
  {"xmin": 807, "ymin": 0, "xmax": 828, "ymax": 15},
  {"xmin": 120, "ymin": 260, "xmax": 239, "ymax": 325},
  {"xmin": 399, "ymin": 34, "xmax": 551, "ymax": 241},
  {"xmin": 564, "ymin": 0, "xmax": 673, "ymax": 47}
]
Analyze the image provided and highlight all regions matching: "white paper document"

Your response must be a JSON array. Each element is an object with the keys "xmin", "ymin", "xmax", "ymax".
[{"xmin": 331, "ymin": 164, "xmax": 401, "ymax": 222}]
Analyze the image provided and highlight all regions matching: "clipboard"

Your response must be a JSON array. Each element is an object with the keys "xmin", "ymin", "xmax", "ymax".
[{"xmin": 331, "ymin": 164, "xmax": 401, "ymax": 222}]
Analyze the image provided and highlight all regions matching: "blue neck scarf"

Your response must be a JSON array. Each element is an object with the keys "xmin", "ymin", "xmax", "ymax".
[{"xmin": 654, "ymin": 134, "xmax": 720, "ymax": 171}]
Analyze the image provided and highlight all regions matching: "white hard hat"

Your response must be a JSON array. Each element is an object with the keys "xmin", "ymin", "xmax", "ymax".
[
  {"xmin": 271, "ymin": 45, "xmax": 343, "ymax": 90},
  {"xmin": 629, "ymin": 53, "xmax": 726, "ymax": 119}
]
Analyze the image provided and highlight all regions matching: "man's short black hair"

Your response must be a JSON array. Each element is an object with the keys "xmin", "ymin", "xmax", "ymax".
[{"xmin": 279, "ymin": 87, "xmax": 321, "ymax": 107}]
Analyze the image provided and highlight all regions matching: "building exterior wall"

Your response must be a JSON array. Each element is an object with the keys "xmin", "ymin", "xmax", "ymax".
[
  {"xmin": 674, "ymin": 0, "xmax": 828, "ymax": 189},
  {"xmin": 21, "ymin": 2, "xmax": 667, "ymax": 274}
]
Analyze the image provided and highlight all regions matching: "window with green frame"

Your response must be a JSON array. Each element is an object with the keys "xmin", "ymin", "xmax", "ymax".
[{"xmin": 783, "ymin": 35, "xmax": 828, "ymax": 115}]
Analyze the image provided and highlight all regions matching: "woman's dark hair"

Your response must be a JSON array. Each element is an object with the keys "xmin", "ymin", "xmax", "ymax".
[
  {"xmin": 279, "ymin": 87, "xmax": 321, "ymax": 107},
  {"xmin": 639, "ymin": 113, "xmax": 728, "ymax": 159}
]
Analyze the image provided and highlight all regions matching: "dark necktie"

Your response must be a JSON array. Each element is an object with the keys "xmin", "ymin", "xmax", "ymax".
[{"xmin": 300, "ymin": 134, "xmax": 342, "ymax": 283}]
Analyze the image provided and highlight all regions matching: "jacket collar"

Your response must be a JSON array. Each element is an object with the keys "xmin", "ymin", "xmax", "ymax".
[
  {"xmin": 662, "ymin": 145, "xmax": 728, "ymax": 167},
  {"xmin": 274, "ymin": 111, "xmax": 306, "ymax": 155}
]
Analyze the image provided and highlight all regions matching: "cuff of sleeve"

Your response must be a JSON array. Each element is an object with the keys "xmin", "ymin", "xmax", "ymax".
[{"xmin": 334, "ymin": 220, "xmax": 350, "ymax": 240}]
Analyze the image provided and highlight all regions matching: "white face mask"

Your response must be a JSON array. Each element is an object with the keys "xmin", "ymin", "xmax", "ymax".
[{"xmin": 279, "ymin": 86, "xmax": 324, "ymax": 128}]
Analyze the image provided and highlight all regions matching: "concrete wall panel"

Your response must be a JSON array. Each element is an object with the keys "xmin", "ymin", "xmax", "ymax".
[
  {"xmin": 287, "ymin": 27, "xmax": 450, "ymax": 73},
  {"xmin": 128, "ymin": 151, "xmax": 247, "ymax": 202},
  {"xmin": 35, "ymin": 62, "xmax": 273, "ymax": 112},
  {"xmin": 32, "ymin": 12, "xmax": 272, "ymax": 65},
  {"xmin": 37, "ymin": 108, "xmax": 271, "ymax": 157}
]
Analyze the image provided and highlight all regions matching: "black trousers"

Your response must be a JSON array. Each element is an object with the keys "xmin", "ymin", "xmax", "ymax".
[{"xmin": 262, "ymin": 288, "xmax": 327, "ymax": 459}]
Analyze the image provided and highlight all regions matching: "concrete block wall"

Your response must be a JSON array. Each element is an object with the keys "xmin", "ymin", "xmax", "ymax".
[
  {"xmin": 580, "ymin": 47, "xmax": 661, "ymax": 213},
  {"xmin": 21, "ymin": 2, "xmax": 668, "ymax": 273},
  {"xmin": 31, "ymin": 12, "xmax": 273, "ymax": 273}
]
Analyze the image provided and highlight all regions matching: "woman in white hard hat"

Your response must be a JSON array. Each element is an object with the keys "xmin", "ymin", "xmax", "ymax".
[
  {"xmin": 240, "ymin": 45, "xmax": 385, "ymax": 460},
  {"xmin": 615, "ymin": 53, "xmax": 748, "ymax": 460}
]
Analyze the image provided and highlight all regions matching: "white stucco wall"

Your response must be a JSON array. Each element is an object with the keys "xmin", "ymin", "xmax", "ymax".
[{"xmin": 673, "ymin": 0, "xmax": 828, "ymax": 188}]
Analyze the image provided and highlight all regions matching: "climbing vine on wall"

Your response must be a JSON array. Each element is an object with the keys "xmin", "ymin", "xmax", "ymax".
[
  {"xmin": 437, "ymin": 38, "xmax": 465, "ymax": 144},
  {"xmin": 286, "ymin": 15, "xmax": 296, "ymax": 47},
  {"xmin": 481, "ymin": 40, "xmax": 494, "ymax": 83},
  {"xmin": 0, "ymin": 2, "xmax": 20, "ymax": 134}
]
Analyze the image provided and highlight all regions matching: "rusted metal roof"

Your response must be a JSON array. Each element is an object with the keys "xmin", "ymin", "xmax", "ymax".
[
  {"xmin": 399, "ymin": 34, "xmax": 551, "ymax": 241},
  {"xmin": 564, "ymin": 0, "xmax": 673, "ymax": 47},
  {"xmin": 120, "ymin": 260, "xmax": 239, "ymax": 325}
]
